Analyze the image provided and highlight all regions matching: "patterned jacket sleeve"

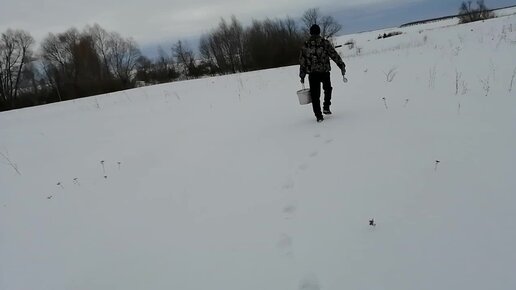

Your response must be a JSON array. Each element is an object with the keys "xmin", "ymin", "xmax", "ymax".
[
  {"xmin": 299, "ymin": 44, "xmax": 307, "ymax": 79},
  {"xmin": 326, "ymin": 40, "xmax": 345, "ymax": 70}
]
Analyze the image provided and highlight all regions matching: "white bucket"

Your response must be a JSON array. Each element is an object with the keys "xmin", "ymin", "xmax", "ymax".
[{"xmin": 297, "ymin": 88, "xmax": 311, "ymax": 105}]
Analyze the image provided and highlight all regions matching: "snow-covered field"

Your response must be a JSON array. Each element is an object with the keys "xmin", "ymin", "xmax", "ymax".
[{"xmin": 1, "ymin": 12, "xmax": 516, "ymax": 290}]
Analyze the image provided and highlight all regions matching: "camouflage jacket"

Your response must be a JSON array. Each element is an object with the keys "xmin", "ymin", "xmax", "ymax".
[{"xmin": 299, "ymin": 35, "xmax": 345, "ymax": 78}]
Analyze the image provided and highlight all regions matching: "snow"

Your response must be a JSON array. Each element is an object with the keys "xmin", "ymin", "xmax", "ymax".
[
  {"xmin": 1, "ymin": 11, "xmax": 516, "ymax": 290},
  {"xmin": 496, "ymin": 6, "xmax": 516, "ymax": 17}
]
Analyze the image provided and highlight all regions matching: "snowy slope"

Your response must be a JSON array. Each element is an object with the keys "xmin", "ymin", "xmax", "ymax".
[
  {"xmin": 1, "ymin": 11, "xmax": 516, "ymax": 290},
  {"xmin": 496, "ymin": 6, "xmax": 516, "ymax": 17}
]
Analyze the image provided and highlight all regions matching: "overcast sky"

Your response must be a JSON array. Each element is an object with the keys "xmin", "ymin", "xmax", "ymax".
[{"xmin": 1, "ymin": 0, "xmax": 515, "ymax": 56}]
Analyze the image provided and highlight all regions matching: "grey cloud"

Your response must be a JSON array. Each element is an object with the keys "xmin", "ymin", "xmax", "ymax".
[{"xmin": 0, "ymin": 0, "xmax": 420, "ymax": 45}]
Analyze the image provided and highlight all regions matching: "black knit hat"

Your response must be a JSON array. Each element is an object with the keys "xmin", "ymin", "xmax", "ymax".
[{"xmin": 310, "ymin": 24, "xmax": 321, "ymax": 35}]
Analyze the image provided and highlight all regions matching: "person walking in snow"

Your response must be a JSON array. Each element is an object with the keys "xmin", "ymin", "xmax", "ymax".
[{"xmin": 299, "ymin": 24, "xmax": 346, "ymax": 122}]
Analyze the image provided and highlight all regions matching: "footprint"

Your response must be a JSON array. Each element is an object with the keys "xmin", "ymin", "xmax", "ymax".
[
  {"xmin": 283, "ymin": 204, "xmax": 297, "ymax": 219},
  {"xmin": 325, "ymin": 138, "xmax": 334, "ymax": 144},
  {"xmin": 309, "ymin": 151, "xmax": 318, "ymax": 158},
  {"xmin": 283, "ymin": 204, "xmax": 296, "ymax": 214},
  {"xmin": 282, "ymin": 177, "xmax": 295, "ymax": 190},
  {"xmin": 298, "ymin": 163, "xmax": 309, "ymax": 171},
  {"xmin": 299, "ymin": 275, "xmax": 321, "ymax": 290},
  {"xmin": 277, "ymin": 233, "xmax": 293, "ymax": 257},
  {"xmin": 278, "ymin": 233, "xmax": 292, "ymax": 249},
  {"xmin": 314, "ymin": 133, "xmax": 321, "ymax": 138}
]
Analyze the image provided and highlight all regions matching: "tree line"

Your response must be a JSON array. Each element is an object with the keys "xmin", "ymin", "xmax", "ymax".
[
  {"xmin": 0, "ymin": 25, "xmax": 142, "ymax": 111},
  {"xmin": 0, "ymin": 8, "xmax": 340, "ymax": 111},
  {"xmin": 137, "ymin": 8, "xmax": 340, "ymax": 82}
]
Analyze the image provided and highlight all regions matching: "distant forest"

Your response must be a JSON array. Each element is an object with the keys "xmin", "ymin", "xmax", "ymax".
[{"xmin": 0, "ymin": 8, "xmax": 342, "ymax": 111}]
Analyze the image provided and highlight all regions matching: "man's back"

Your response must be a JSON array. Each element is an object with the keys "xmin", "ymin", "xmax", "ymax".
[{"xmin": 299, "ymin": 35, "xmax": 345, "ymax": 75}]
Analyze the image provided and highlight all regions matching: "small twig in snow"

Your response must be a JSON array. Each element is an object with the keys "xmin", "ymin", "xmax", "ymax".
[
  {"xmin": 0, "ymin": 151, "xmax": 21, "ymax": 175},
  {"xmin": 434, "ymin": 160, "xmax": 441, "ymax": 172},
  {"xmin": 237, "ymin": 76, "xmax": 244, "ymax": 90},
  {"xmin": 383, "ymin": 67, "xmax": 398, "ymax": 82},
  {"xmin": 455, "ymin": 70, "xmax": 462, "ymax": 95},
  {"xmin": 479, "ymin": 77, "xmax": 490, "ymax": 97},
  {"xmin": 452, "ymin": 45, "xmax": 462, "ymax": 56},
  {"xmin": 429, "ymin": 66, "xmax": 437, "ymax": 89},
  {"xmin": 404, "ymin": 99, "xmax": 409, "ymax": 107},
  {"xmin": 94, "ymin": 97, "xmax": 101, "ymax": 109},
  {"xmin": 123, "ymin": 92, "xmax": 132, "ymax": 103},
  {"xmin": 382, "ymin": 97, "xmax": 389, "ymax": 110},
  {"xmin": 461, "ymin": 80, "xmax": 469, "ymax": 95},
  {"xmin": 509, "ymin": 67, "xmax": 516, "ymax": 93},
  {"xmin": 100, "ymin": 160, "xmax": 107, "ymax": 178},
  {"xmin": 489, "ymin": 60, "xmax": 496, "ymax": 82}
]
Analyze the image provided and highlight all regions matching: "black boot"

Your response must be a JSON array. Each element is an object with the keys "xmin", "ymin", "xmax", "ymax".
[{"xmin": 323, "ymin": 107, "xmax": 332, "ymax": 115}]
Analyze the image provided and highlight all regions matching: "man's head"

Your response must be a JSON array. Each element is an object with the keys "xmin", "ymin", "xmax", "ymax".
[{"xmin": 310, "ymin": 24, "xmax": 321, "ymax": 36}]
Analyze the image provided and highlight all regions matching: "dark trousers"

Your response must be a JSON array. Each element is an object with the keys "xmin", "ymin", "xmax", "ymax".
[{"xmin": 309, "ymin": 72, "xmax": 332, "ymax": 118}]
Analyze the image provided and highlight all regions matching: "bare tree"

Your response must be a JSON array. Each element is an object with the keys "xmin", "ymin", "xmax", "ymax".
[
  {"xmin": 40, "ymin": 28, "xmax": 81, "ymax": 99},
  {"xmin": 0, "ymin": 29, "xmax": 35, "ymax": 107},
  {"xmin": 301, "ymin": 8, "xmax": 342, "ymax": 39},
  {"xmin": 107, "ymin": 32, "xmax": 141, "ymax": 86},
  {"xmin": 459, "ymin": 0, "xmax": 494, "ymax": 23},
  {"xmin": 229, "ymin": 16, "xmax": 246, "ymax": 71},
  {"xmin": 242, "ymin": 17, "xmax": 304, "ymax": 71},
  {"xmin": 216, "ymin": 17, "xmax": 240, "ymax": 73},
  {"xmin": 320, "ymin": 16, "xmax": 342, "ymax": 39},
  {"xmin": 199, "ymin": 35, "xmax": 219, "ymax": 75},
  {"xmin": 301, "ymin": 8, "xmax": 320, "ymax": 34},
  {"xmin": 72, "ymin": 35, "xmax": 104, "ymax": 86},
  {"xmin": 86, "ymin": 25, "xmax": 144, "ymax": 85},
  {"xmin": 40, "ymin": 28, "xmax": 80, "ymax": 76},
  {"xmin": 283, "ymin": 16, "xmax": 299, "ymax": 38},
  {"xmin": 154, "ymin": 46, "xmax": 178, "ymax": 82},
  {"xmin": 20, "ymin": 61, "xmax": 40, "ymax": 96},
  {"xmin": 207, "ymin": 31, "xmax": 230, "ymax": 73},
  {"xmin": 200, "ymin": 16, "xmax": 246, "ymax": 74},
  {"xmin": 199, "ymin": 35, "xmax": 213, "ymax": 64},
  {"xmin": 41, "ymin": 26, "xmax": 139, "ymax": 99},
  {"xmin": 156, "ymin": 46, "xmax": 171, "ymax": 71},
  {"xmin": 173, "ymin": 40, "xmax": 196, "ymax": 78},
  {"xmin": 135, "ymin": 55, "xmax": 152, "ymax": 82},
  {"xmin": 84, "ymin": 24, "xmax": 113, "ymax": 79}
]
